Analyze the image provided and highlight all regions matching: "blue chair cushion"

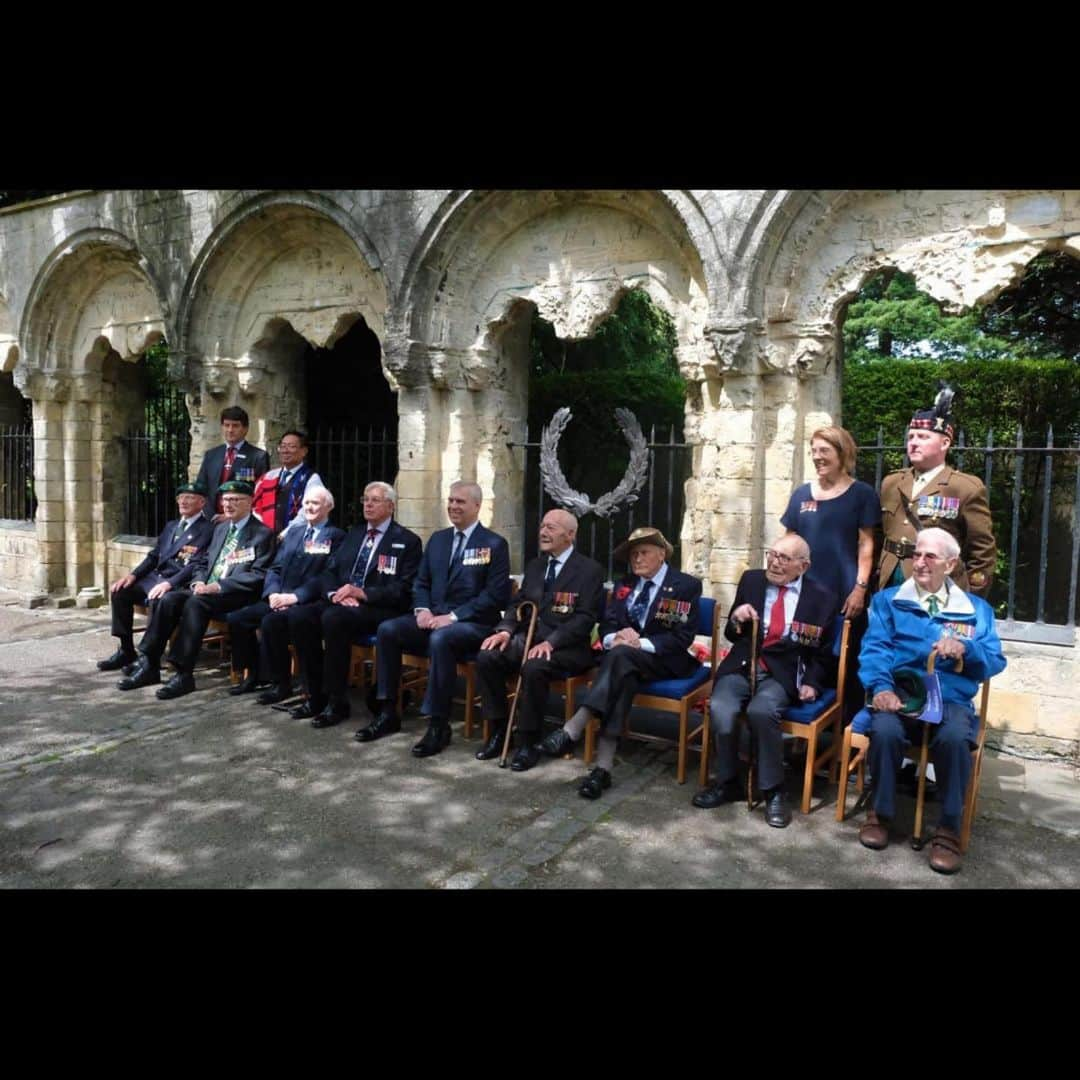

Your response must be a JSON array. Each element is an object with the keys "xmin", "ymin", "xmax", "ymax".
[
  {"xmin": 640, "ymin": 664, "xmax": 711, "ymax": 700},
  {"xmin": 782, "ymin": 688, "xmax": 837, "ymax": 725},
  {"xmin": 354, "ymin": 634, "xmax": 378, "ymax": 647},
  {"xmin": 851, "ymin": 707, "xmax": 873, "ymax": 735}
]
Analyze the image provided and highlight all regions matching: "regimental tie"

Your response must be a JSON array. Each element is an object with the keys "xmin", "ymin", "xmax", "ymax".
[
  {"xmin": 207, "ymin": 524, "xmax": 239, "ymax": 585},
  {"xmin": 450, "ymin": 530, "xmax": 465, "ymax": 569},
  {"xmin": 926, "ymin": 594, "xmax": 941, "ymax": 617},
  {"xmin": 543, "ymin": 556, "xmax": 558, "ymax": 598},
  {"xmin": 221, "ymin": 446, "xmax": 236, "ymax": 484},
  {"xmin": 629, "ymin": 579, "xmax": 653, "ymax": 629},
  {"xmin": 760, "ymin": 584, "xmax": 788, "ymax": 671},
  {"xmin": 351, "ymin": 528, "xmax": 379, "ymax": 586},
  {"xmin": 303, "ymin": 525, "xmax": 314, "ymax": 545}
]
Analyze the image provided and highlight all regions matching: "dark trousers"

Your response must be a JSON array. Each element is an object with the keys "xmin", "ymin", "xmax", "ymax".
[
  {"xmin": 314, "ymin": 602, "xmax": 400, "ymax": 705},
  {"xmin": 709, "ymin": 670, "xmax": 793, "ymax": 792},
  {"xmin": 139, "ymin": 588, "xmax": 258, "ymax": 674},
  {"xmin": 869, "ymin": 704, "xmax": 976, "ymax": 832},
  {"xmin": 376, "ymin": 615, "xmax": 489, "ymax": 720},
  {"xmin": 580, "ymin": 645, "xmax": 674, "ymax": 734},
  {"xmin": 110, "ymin": 580, "xmax": 156, "ymax": 643},
  {"xmin": 225, "ymin": 601, "xmax": 297, "ymax": 686},
  {"xmin": 475, "ymin": 638, "xmax": 595, "ymax": 734}
]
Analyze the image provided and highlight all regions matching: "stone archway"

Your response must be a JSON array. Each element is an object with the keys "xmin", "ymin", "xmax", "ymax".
[
  {"xmin": 18, "ymin": 232, "xmax": 167, "ymax": 594},
  {"xmin": 396, "ymin": 190, "xmax": 711, "ymax": 562},
  {"xmin": 178, "ymin": 195, "xmax": 389, "ymax": 478}
]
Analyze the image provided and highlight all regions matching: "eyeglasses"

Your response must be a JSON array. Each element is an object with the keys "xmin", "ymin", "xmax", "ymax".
[
  {"xmin": 765, "ymin": 550, "xmax": 802, "ymax": 565},
  {"xmin": 221, "ymin": 496, "xmax": 248, "ymax": 504},
  {"xmin": 912, "ymin": 551, "xmax": 944, "ymax": 563}
]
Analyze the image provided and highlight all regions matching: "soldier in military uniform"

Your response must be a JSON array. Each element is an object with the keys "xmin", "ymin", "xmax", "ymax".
[{"xmin": 878, "ymin": 387, "xmax": 996, "ymax": 598}]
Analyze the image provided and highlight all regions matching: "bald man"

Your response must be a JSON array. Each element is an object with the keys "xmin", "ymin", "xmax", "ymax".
[{"xmin": 475, "ymin": 509, "xmax": 605, "ymax": 771}]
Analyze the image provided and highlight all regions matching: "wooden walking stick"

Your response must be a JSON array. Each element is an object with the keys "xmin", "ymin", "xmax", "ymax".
[
  {"xmin": 746, "ymin": 613, "xmax": 760, "ymax": 811},
  {"xmin": 498, "ymin": 599, "xmax": 540, "ymax": 768}
]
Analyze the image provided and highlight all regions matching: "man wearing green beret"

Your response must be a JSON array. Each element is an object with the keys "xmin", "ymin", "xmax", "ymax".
[
  {"xmin": 96, "ymin": 482, "xmax": 214, "ymax": 673},
  {"xmin": 118, "ymin": 479, "xmax": 275, "ymax": 699}
]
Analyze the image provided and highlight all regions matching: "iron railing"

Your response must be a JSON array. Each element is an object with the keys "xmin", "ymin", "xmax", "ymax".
[
  {"xmin": 856, "ymin": 426, "xmax": 1080, "ymax": 644},
  {"xmin": 509, "ymin": 424, "xmax": 690, "ymax": 581},
  {"xmin": 0, "ymin": 423, "xmax": 34, "ymax": 520},
  {"xmin": 308, "ymin": 425, "xmax": 398, "ymax": 528},
  {"xmin": 121, "ymin": 387, "xmax": 192, "ymax": 537}
]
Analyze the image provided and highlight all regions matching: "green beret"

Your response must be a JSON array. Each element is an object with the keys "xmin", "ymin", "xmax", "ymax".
[
  {"xmin": 218, "ymin": 479, "xmax": 254, "ymax": 497},
  {"xmin": 177, "ymin": 481, "xmax": 207, "ymax": 496}
]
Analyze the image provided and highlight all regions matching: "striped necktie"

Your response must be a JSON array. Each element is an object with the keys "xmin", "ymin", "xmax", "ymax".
[{"xmin": 208, "ymin": 524, "xmax": 238, "ymax": 584}]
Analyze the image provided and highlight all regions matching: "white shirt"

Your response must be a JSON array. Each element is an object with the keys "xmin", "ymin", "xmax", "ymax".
[
  {"xmin": 544, "ymin": 545, "xmax": 574, "ymax": 582},
  {"xmin": 761, "ymin": 574, "xmax": 802, "ymax": 637},
  {"xmin": 604, "ymin": 561, "xmax": 669, "ymax": 654}
]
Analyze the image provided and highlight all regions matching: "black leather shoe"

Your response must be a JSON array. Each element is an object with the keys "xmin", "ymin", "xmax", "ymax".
[
  {"xmin": 289, "ymin": 698, "xmax": 325, "ymax": 720},
  {"xmin": 98, "ymin": 648, "xmax": 137, "ymax": 672},
  {"xmin": 475, "ymin": 726, "xmax": 507, "ymax": 760},
  {"xmin": 510, "ymin": 744, "xmax": 542, "ymax": 772},
  {"xmin": 117, "ymin": 658, "xmax": 159, "ymax": 691},
  {"xmin": 578, "ymin": 767, "xmax": 612, "ymax": 799},
  {"xmin": 539, "ymin": 728, "xmax": 575, "ymax": 757},
  {"xmin": 764, "ymin": 788, "xmax": 792, "ymax": 829},
  {"xmin": 355, "ymin": 712, "xmax": 401, "ymax": 742},
  {"xmin": 121, "ymin": 661, "xmax": 139, "ymax": 677},
  {"xmin": 412, "ymin": 721, "xmax": 452, "ymax": 758},
  {"xmin": 228, "ymin": 675, "xmax": 262, "ymax": 697},
  {"xmin": 312, "ymin": 703, "xmax": 351, "ymax": 729},
  {"xmin": 692, "ymin": 780, "xmax": 743, "ymax": 809},
  {"xmin": 156, "ymin": 672, "xmax": 196, "ymax": 700},
  {"xmin": 256, "ymin": 685, "xmax": 290, "ymax": 705}
]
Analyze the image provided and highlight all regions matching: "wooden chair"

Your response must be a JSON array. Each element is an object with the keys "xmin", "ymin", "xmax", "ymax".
[
  {"xmin": 348, "ymin": 635, "xmax": 378, "ymax": 690},
  {"xmin": 584, "ymin": 597, "xmax": 721, "ymax": 785},
  {"xmin": 835, "ymin": 661, "xmax": 992, "ymax": 854},
  {"xmin": 397, "ymin": 651, "xmax": 483, "ymax": 739},
  {"xmin": 134, "ymin": 604, "xmax": 236, "ymax": 680},
  {"xmin": 748, "ymin": 617, "xmax": 852, "ymax": 815}
]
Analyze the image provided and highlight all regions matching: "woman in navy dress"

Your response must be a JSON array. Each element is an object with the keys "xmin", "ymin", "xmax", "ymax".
[{"xmin": 782, "ymin": 425, "xmax": 880, "ymax": 716}]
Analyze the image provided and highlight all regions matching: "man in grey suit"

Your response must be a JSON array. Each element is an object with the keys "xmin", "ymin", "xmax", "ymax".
[
  {"xmin": 195, "ymin": 405, "xmax": 271, "ymax": 522},
  {"xmin": 364, "ymin": 481, "xmax": 512, "ymax": 758}
]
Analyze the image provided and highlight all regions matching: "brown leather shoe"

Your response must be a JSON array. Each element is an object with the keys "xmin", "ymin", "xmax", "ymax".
[
  {"xmin": 928, "ymin": 826, "xmax": 963, "ymax": 874},
  {"xmin": 858, "ymin": 810, "xmax": 890, "ymax": 850}
]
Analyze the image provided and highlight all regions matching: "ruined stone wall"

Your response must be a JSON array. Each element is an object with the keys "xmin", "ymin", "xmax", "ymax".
[{"xmin": 0, "ymin": 522, "xmax": 37, "ymax": 589}]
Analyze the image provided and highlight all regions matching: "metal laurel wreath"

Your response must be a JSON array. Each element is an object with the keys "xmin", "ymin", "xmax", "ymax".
[{"xmin": 539, "ymin": 406, "xmax": 650, "ymax": 519}]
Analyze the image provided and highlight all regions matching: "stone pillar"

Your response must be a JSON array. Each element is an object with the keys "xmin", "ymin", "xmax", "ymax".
[
  {"xmin": 22, "ymin": 374, "xmax": 69, "ymax": 594},
  {"xmin": 62, "ymin": 373, "xmax": 101, "ymax": 593}
]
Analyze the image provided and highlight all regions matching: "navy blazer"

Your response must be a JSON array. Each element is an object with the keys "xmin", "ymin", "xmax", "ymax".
[
  {"xmin": 297, "ymin": 520, "xmax": 423, "ymax": 611},
  {"xmin": 131, "ymin": 515, "xmax": 214, "ymax": 590},
  {"xmin": 188, "ymin": 516, "xmax": 276, "ymax": 597},
  {"xmin": 262, "ymin": 523, "xmax": 345, "ymax": 599},
  {"xmin": 413, "ymin": 523, "xmax": 511, "ymax": 627},
  {"xmin": 714, "ymin": 569, "xmax": 839, "ymax": 699},
  {"xmin": 601, "ymin": 565, "xmax": 702, "ymax": 678},
  {"xmin": 496, "ymin": 549, "xmax": 605, "ymax": 651},
  {"xmin": 195, "ymin": 441, "xmax": 271, "ymax": 519}
]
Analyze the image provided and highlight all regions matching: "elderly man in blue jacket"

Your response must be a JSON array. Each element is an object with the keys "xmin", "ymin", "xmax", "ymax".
[{"xmin": 857, "ymin": 527, "xmax": 1006, "ymax": 874}]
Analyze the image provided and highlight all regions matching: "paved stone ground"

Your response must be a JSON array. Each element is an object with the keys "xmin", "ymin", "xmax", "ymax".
[{"xmin": 1, "ymin": 603, "xmax": 1078, "ymax": 889}]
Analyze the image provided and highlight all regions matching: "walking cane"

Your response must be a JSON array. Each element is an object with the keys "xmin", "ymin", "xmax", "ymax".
[
  {"xmin": 746, "ymin": 613, "xmax": 760, "ymax": 811},
  {"xmin": 498, "ymin": 599, "xmax": 540, "ymax": 768},
  {"xmin": 910, "ymin": 649, "xmax": 963, "ymax": 850}
]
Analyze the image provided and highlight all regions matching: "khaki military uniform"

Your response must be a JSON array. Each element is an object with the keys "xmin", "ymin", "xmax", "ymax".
[{"xmin": 878, "ymin": 466, "xmax": 996, "ymax": 597}]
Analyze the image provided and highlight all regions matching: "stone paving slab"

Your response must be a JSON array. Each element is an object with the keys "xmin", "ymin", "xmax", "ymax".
[{"xmin": 1, "ymin": 605, "xmax": 1078, "ymax": 889}]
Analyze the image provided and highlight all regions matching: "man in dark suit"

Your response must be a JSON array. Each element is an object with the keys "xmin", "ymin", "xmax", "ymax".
[
  {"xmin": 693, "ymin": 533, "xmax": 838, "ymax": 828},
  {"xmin": 539, "ymin": 527, "xmax": 702, "ymax": 799},
  {"xmin": 195, "ymin": 405, "xmax": 271, "ymax": 523},
  {"xmin": 287, "ymin": 481, "xmax": 422, "ymax": 722},
  {"xmin": 96, "ymin": 482, "xmax": 214, "ymax": 672},
  {"xmin": 361, "ymin": 480, "xmax": 511, "ymax": 757},
  {"xmin": 474, "ymin": 508, "xmax": 604, "ymax": 771},
  {"xmin": 224, "ymin": 485, "xmax": 344, "ymax": 699},
  {"xmin": 118, "ymin": 480, "xmax": 275, "ymax": 699}
]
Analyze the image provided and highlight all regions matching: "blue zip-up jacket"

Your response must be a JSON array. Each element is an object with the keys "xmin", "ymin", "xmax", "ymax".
[{"xmin": 859, "ymin": 577, "xmax": 1006, "ymax": 707}]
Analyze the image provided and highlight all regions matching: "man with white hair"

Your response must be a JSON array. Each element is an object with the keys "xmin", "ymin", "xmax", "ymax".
[
  {"xmin": 857, "ymin": 526, "xmax": 1005, "ymax": 873},
  {"xmin": 224, "ymin": 485, "xmax": 344, "ymax": 701},
  {"xmin": 289, "ymin": 481, "xmax": 423, "ymax": 722},
  {"xmin": 692, "ymin": 532, "xmax": 839, "ymax": 828}
]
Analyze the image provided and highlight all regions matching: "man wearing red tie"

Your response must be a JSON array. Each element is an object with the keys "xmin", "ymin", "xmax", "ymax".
[
  {"xmin": 694, "ymin": 533, "xmax": 838, "ymax": 828},
  {"xmin": 195, "ymin": 406, "xmax": 271, "ymax": 523}
]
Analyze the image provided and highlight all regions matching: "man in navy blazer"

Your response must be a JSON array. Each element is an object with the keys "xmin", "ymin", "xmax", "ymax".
[
  {"xmin": 118, "ymin": 480, "xmax": 275, "ymax": 699},
  {"xmin": 224, "ymin": 485, "xmax": 345, "ymax": 700},
  {"xmin": 361, "ymin": 480, "xmax": 511, "ymax": 757},
  {"xmin": 694, "ymin": 533, "xmax": 838, "ymax": 828},
  {"xmin": 538, "ymin": 527, "xmax": 702, "ymax": 799},
  {"xmin": 290, "ymin": 481, "xmax": 422, "ymax": 723},
  {"xmin": 194, "ymin": 405, "xmax": 271, "ymax": 522},
  {"xmin": 96, "ymin": 482, "xmax": 214, "ymax": 672}
]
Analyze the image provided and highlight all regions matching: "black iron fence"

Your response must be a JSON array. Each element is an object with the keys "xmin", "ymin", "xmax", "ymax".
[
  {"xmin": 121, "ymin": 387, "xmax": 192, "ymax": 537},
  {"xmin": 0, "ymin": 423, "xmax": 34, "ymax": 520},
  {"xmin": 308, "ymin": 425, "xmax": 398, "ymax": 527},
  {"xmin": 510, "ymin": 424, "xmax": 691, "ymax": 581},
  {"xmin": 856, "ymin": 427, "xmax": 1080, "ymax": 643}
]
